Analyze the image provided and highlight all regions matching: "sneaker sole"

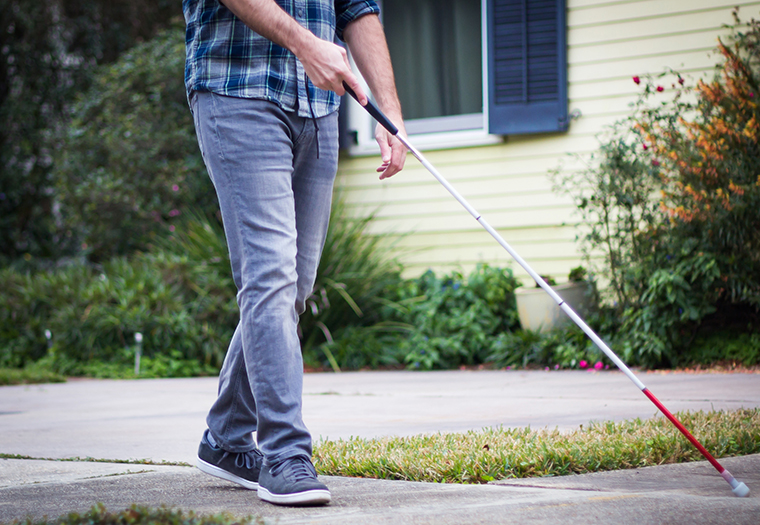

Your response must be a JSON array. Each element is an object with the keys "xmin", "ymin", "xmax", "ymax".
[
  {"xmin": 196, "ymin": 457, "xmax": 258, "ymax": 490},
  {"xmin": 257, "ymin": 486, "xmax": 331, "ymax": 506}
]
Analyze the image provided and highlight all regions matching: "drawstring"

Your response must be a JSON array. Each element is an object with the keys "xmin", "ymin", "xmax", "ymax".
[{"xmin": 305, "ymin": 79, "xmax": 320, "ymax": 159}]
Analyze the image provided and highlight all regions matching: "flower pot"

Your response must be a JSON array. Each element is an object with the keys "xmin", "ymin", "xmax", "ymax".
[{"xmin": 515, "ymin": 281, "xmax": 594, "ymax": 333}]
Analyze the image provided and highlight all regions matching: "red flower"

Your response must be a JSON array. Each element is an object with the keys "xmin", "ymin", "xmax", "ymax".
[
  {"xmin": 656, "ymin": 86, "xmax": 664, "ymax": 92},
  {"xmin": 678, "ymin": 77, "xmax": 685, "ymax": 85},
  {"xmin": 633, "ymin": 76, "xmax": 641, "ymax": 85},
  {"xmin": 643, "ymin": 144, "xmax": 649, "ymax": 151},
  {"xmin": 652, "ymin": 159, "xmax": 661, "ymax": 167}
]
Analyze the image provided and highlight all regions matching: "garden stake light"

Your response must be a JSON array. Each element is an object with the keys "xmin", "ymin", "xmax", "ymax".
[{"xmin": 344, "ymin": 83, "xmax": 750, "ymax": 497}]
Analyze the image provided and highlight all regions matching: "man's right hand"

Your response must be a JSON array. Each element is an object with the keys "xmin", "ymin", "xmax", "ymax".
[
  {"xmin": 293, "ymin": 37, "xmax": 367, "ymax": 105},
  {"xmin": 221, "ymin": 0, "xmax": 368, "ymax": 104}
]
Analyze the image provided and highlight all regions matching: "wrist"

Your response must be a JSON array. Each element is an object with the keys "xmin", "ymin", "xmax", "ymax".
[{"xmin": 288, "ymin": 27, "xmax": 317, "ymax": 62}]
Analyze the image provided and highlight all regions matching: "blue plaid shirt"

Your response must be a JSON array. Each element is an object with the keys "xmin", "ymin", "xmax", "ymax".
[{"xmin": 183, "ymin": 0, "xmax": 380, "ymax": 118}]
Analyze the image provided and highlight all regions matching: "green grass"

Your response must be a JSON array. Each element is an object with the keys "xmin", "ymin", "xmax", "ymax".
[
  {"xmin": 0, "ymin": 453, "xmax": 192, "ymax": 467},
  {"xmin": 0, "ymin": 367, "xmax": 65, "ymax": 386},
  {"xmin": 3, "ymin": 409, "xmax": 757, "ymax": 524},
  {"xmin": 313, "ymin": 408, "xmax": 760, "ymax": 483},
  {"xmin": 9, "ymin": 503, "xmax": 265, "ymax": 525}
]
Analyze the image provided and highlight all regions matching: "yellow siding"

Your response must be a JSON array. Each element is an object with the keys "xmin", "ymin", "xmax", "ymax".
[{"xmin": 336, "ymin": 0, "xmax": 760, "ymax": 283}]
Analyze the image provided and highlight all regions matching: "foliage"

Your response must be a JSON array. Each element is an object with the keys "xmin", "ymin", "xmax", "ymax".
[
  {"xmin": 0, "ymin": 204, "xmax": 402, "ymax": 377},
  {"xmin": 310, "ymin": 264, "xmax": 523, "ymax": 371},
  {"xmin": 685, "ymin": 331, "xmax": 760, "ymax": 367},
  {"xmin": 54, "ymin": 26, "xmax": 213, "ymax": 261},
  {"xmin": 313, "ymin": 264, "xmax": 523, "ymax": 371},
  {"xmin": 0, "ymin": 367, "xmax": 65, "ymax": 386},
  {"xmin": 391, "ymin": 265, "xmax": 521, "ymax": 369},
  {"xmin": 488, "ymin": 324, "xmax": 606, "ymax": 371},
  {"xmin": 314, "ymin": 408, "xmax": 760, "ymax": 483},
  {"xmin": 299, "ymin": 197, "xmax": 406, "ymax": 370},
  {"xmin": 11, "ymin": 503, "xmax": 263, "ymax": 525},
  {"xmin": 554, "ymin": 12, "xmax": 760, "ymax": 367},
  {"xmin": 0, "ymin": 214, "xmax": 237, "ymax": 376},
  {"xmin": 0, "ymin": 1, "xmax": 180, "ymax": 263}
]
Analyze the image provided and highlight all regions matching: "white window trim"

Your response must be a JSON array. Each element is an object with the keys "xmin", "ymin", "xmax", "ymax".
[{"xmin": 344, "ymin": 0, "xmax": 502, "ymax": 156}]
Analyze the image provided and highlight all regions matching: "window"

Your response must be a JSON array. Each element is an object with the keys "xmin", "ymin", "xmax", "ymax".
[
  {"xmin": 383, "ymin": 0, "xmax": 483, "ymax": 134},
  {"xmin": 341, "ymin": 0, "xmax": 567, "ymax": 153}
]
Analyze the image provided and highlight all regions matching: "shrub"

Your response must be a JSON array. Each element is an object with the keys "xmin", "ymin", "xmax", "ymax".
[
  {"xmin": 0, "ymin": 253, "xmax": 231, "ymax": 377},
  {"xmin": 381, "ymin": 264, "xmax": 521, "ymax": 370},
  {"xmin": 53, "ymin": 25, "xmax": 214, "ymax": 261},
  {"xmin": 0, "ymin": 2, "xmax": 180, "ymax": 263},
  {"xmin": 555, "ymin": 11, "xmax": 760, "ymax": 368},
  {"xmin": 299, "ymin": 196, "xmax": 406, "ymax": 370},
  {"xmin": 0, "ymin": 211, "xmax": 238, "ymax": 375},
  {"xmin": 0, "ymin": 203, "xmax": 405, "ymax": 377},
  {"xmin": 23, "ymin": 503, "xmax": 263, "ymax": 525}
]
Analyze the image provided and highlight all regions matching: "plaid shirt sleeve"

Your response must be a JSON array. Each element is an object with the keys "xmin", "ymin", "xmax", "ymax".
[
  {"xmin": 334, "ymin": 1, "xmax": 380, "ymax": 41},
  {"xmin": 184, "ymin": 0, "xmax": 380, "ymax": 118}
]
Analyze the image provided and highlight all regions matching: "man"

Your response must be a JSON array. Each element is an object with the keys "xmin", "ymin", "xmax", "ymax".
[{"xmin": 182, "ymin": 0, "xmax": 406, "ymax": 507}]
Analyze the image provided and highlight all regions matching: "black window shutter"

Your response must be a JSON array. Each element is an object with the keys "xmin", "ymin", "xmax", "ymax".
[{"xmin": 487, "ymin": 0, "xmax": 567, "ymax": 135}]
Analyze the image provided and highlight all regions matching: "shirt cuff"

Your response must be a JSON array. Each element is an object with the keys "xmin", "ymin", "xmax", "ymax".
[{"xmin": 335, "ymin": 0, "xmax": 381, "ymax": 41}]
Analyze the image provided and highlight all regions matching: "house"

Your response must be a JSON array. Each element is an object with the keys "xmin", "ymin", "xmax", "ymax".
[{"xmin": 335, "ymin": 0, "xmax": 756, "ymax": 284}]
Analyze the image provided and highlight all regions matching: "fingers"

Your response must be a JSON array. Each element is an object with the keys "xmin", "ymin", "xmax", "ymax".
[
  {"xmin": 299, "ymin": 39, "xmax": 368, "ymax": 104},
  {"xmin": 341, "ymin": 75, "xmax": 368, "ymax": 106},
  {"xmin": 376, "ymin": 126, "xmax": 406, "ymax": 180},
  {"xmin": 338, "ymin": 52, "xmax": 368, "ymax": 105}
]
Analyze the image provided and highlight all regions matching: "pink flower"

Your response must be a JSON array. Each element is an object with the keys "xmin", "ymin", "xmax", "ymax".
[
  {"xmin": 169, "ymin": 225, "xmax": 176, "ymax": 232},
  {"xmin": 656, "ymin": 86, "xmax": 664, "ymax": 92},
  {"xmin": 169, "ymin": 209, "xmax": 181, "ymax": 217},
  {"xmin": 652, "ymin": 159, "xmax": 661, "ymax": 167},
  {"xmin": 643, "ymin": 144, "xmax": 648, "ymax": 151},
  {"xmin": 750, "ymin": 93, "xmax": 755, "ymax": 98},
  {"xmin": 172, "ymin": 184, "xmax": 180, "ymax": 192},
  {"xmin": 579, "ymin": 360, "xmax": 588, "ymax": 369},
  {"xmin": 594, "ymin": 361, "xmax": 603, "ymax": 370},
  {"xmin": 633, "ymin": 76, "xmax": 641, "ymax": 85},
  {"xmin": 554, "ymin": 364, "xmax": 560, "ymax": 370},
  {"xmin": 678, "ymin": 77, "xmax": 685, "ymax": 85}
]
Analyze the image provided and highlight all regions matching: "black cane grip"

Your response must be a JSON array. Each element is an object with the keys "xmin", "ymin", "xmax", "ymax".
[{"xmin": 342, "ymin": 82, "xmax": 399, "ymax": 136}]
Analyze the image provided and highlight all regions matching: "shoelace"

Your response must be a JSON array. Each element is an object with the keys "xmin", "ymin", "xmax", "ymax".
[
  {"xmin": 271, "ymin": 456, "xmax": 315, "ymax": 481},
  {"xmin": 222, "ymin": 448, "xmax": 262, "ymax": 470}
]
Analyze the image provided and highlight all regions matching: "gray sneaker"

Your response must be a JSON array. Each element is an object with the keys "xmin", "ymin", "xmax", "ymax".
[
  {"xmin": 196, "ymin": 429, "xmax": 263, "ymax": 490},
  {"xmin": 257, "ymin": 455, "xmax": 331, "ymax": 506}
]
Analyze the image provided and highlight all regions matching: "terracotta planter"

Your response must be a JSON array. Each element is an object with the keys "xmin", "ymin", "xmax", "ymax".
[{"xmin": 515, "ymin": 281, "xmax": 594, "ymax": 333}]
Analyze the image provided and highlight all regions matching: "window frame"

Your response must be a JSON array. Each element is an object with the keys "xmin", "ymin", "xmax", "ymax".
[{"xmin": 340, "ymin": 0, "xmax": 567, "ymax": 155}]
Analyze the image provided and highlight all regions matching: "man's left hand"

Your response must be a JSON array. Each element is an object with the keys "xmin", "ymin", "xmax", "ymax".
[{"xmin": 375, "ymin": 124, "xmax": 406, "ymax": 179}]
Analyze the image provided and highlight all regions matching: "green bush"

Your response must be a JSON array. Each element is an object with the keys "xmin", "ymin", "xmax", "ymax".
[
  {"xmin": 0, "ymin": 367, "xmax": 65, "ymax": 386},
  {"xmin": 0, "ymin": 2, "xmax": 180, "ymax": 263},
  {"xmin": 0, "ymin": 252, "xmax": 232, "ymax": 377},
  {"xmin": 53, "ymin": 25, "xmax": 214, "ymax": 261},
  {"xmin": 299, "ymin": 197, "xmax": 406, "ymax": 370},
  {"xmin": 488, "ymin": 325, "xmax": 604, "ymax": 371},
  {"xmin": 393, "ymin": 265, "xmax": 521, "ymax": 369},
  {"xmin": 312, "ymin": 264, "xmax": 522, "ymax": 371},
  {"xmin": 0, "ymin": 203, "xmax": 405, "ymax": 377},
  {"xmin": 0, "ymin": 211, "xmax": 239, "ymax": 376},
  {"xmin": 554, "ymin": 12, "xmax": 760, "ymax": 368},
  {"xmin": 19, "ymin": 503, "xmax": 262, "ymax": 525},
  {"xmin": 686, "ymin": 332, "xmax": 760, "ymax": 367}
]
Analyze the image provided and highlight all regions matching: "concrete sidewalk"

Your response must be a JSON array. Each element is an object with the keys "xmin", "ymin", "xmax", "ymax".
[{"xmin": 1, "ymin": 370, "xmax": 759, "ymax": 523}]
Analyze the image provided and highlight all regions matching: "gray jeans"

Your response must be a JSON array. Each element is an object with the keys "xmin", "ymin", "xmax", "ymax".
[{"xmin": 190, "ymin": 91, "xmax": 339, "ymax": 464}]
